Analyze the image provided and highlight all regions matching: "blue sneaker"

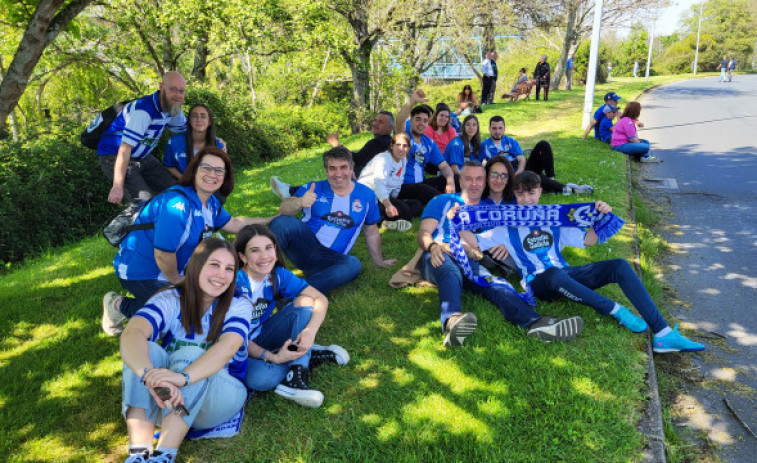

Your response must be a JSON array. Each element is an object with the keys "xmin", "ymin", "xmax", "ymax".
[
  {"xmin": 611, "ymin": 306, "xmax": 648, "ymax": 333},
  {"xmin": 653, "ymin": 325, "xmax": 705, "ymax": 353}
]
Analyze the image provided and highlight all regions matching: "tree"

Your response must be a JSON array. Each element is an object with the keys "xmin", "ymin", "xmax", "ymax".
[{"xmin": 0, "ymin": 0, "xmax": 93, "ymax": 133}]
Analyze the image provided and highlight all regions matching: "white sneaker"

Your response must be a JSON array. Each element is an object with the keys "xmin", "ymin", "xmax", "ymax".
[
  {"xmin": 639, "ymin": 156, "xmax": 661, "ymax": 163},
  {"xmin": 102, "ymin": 292, "xmax": 126, "ymax": 336},
  {"xmin": 381, "ymin": 219, "xmax": 412, "ymax": 232},
  {"xmin": 310, "ymin": 344, "xmax": 350, "ymax": 369},
  {"xmin": 571, "ymin": 184, "xmax": 594, "ymax": 194},
  {"xmin": 274, "ymin": 365, "xmax": 324, "ymax": 408},
  {"xmin": 270, "ymin": 176, "xmax": 291, "ymax": 199}
]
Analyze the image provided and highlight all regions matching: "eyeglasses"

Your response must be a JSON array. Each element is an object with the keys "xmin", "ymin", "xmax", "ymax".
[
  {"xmin": 199, "ymin": 163, "xmax": 226, "ymax": 176},
  {"xmin": 190, "ymin": 114, "xmax": 209, "ymax": 120},
  {"xmin": 489, "ymin": 172, "xmax": 509, "ymax": 180}
]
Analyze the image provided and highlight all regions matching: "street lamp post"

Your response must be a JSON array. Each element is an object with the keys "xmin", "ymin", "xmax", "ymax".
[
  {"xmin": 582, "ymin": 0, "xmax": 605, "ymax": 130},
  {"xmin": 693, "ymin": 0, "xmax": 704, "ymax": 75}
]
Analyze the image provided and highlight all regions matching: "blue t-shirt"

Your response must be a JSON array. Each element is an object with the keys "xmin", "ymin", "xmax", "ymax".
[
  {"xmin": 598, "ymin": 117, "xmax": 614, "ymax": 143},
  {"xmin": 404, "ymin": 134, "xmax": 446, "ymax": 184},
  {"xmin": 164, "ymin": 134, "xmax": 225, "ymax": 174},
  {"xmin": 478, "ymin": 136, "xmax": 523, "ymax": 169},
  {"xmin": 234, "ymin": 267, "xmax": 309, "ymax": 342},
  {"xmin": 421, "ymin": 193, "xmax": 466, "ymax": 244},
  {"xmin": 592, "ymin": 105, "xmax": 608, "ymax": 139},
  {"xmin": 294, "ymin": 180, "xmax": 381, "ymax": 254},
  {"xmin": 114, "ymin": 185, "xmax": 232, "ymax": 281},
  {"xmin": 135, "ymin": 288, "xmax": 251, "ymax": 382},
  {"xmin": 443, "ymin": 137, "xmax": 467, "ymax": 169},
  {"xmin": 97, "ymin": 91, "xmax": 186, "ymax": 158},
  {"xmin": 566, "ymin": 58, "xmax": 574, "ymax": 70}
]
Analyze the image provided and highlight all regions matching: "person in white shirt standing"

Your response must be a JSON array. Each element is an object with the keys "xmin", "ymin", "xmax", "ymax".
[{"xmin": 481, "ymin": 52, "xmax": 495, "ymax": 105}]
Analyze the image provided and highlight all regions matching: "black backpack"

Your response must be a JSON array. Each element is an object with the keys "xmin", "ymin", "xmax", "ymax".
[
  {"xmin": 102, "ymin": 188, "xmax": 190, "ymax": 247},
  {"xmin": 81, "ymin": 97, "xmax": 142, "ymax": 149}
]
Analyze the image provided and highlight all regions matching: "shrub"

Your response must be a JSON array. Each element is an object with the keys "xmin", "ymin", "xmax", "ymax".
[
  {"xmin": 254, "ymin": 102, "xmax": 350, "ymax": 152},
  {"xmin": 0, "ymin": 133, "xmax": 116, "ymax": 263}
]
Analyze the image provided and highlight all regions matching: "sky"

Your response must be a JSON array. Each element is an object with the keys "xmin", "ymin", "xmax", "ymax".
[{"xmin": 656, "ymin": 0, "xmax": 699, "ymax": 35}]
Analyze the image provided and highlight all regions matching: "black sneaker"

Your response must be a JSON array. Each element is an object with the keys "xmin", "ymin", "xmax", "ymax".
[
  {"xmin": 309, "ymin": 344, "xmax": 350, "ymax": 370},
  {"xmin": 443, "ymin": 312, "xmax": 477, "ymax": 347},
  {"xmin": 527, "ymin": 316, "xmax": 584, "ymax": 342},
  {"xmin": 124, "ymin": 449, "xmax": 150, "ymax": 463},
  {"xmin": 274, "ymin": 365, "xmax": 324, "ymax": 408}
]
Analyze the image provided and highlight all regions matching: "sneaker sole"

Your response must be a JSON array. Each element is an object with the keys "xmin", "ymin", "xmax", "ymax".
[
  {"xmin": 274, "ymin": 385, "xmax": 324, "ymax": 408},
  {"xmin": 444, "ymin": 313, "xmax": 477, "ymax": 347},
  {"xmin": 653, "ymin": 345, "xmax": 705, "ymax": 354},
  {"xmin": 381, "ymin": 219, "xmax": 412, "ymax": 232},
  {"xmin": 102, "ymin": 292, "xmax": 125, "ymax": 336},
  {"xmin": 527, "ymin": 316, "xmax": 584, "ymax": 342},
  {"xmin": 269, "ymin": 176, "xmax": 290, "ymax": 199},
  {"xmin": 312, "ymin": 344, "xmax": 350, "ymax": 365}
]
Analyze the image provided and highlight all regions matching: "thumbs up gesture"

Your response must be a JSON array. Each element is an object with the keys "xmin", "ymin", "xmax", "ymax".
[{"xmin": 301, "ymin": 183, "xmax": 317, "ymax": 208}]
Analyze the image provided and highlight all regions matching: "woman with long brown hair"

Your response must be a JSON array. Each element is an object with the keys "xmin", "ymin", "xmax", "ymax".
[{"xmin": 611, "ymin": 101, "xmax": 658, "ymax": 162}]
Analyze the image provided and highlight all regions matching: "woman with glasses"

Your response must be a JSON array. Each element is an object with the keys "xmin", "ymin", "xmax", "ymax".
[
  {"xmin": 164, "ymin": 104, "xmax": 226, "ymax": 180},
  {"xmin": 103, "ymin": 147, "xmax": 272, "ymax": 336}
]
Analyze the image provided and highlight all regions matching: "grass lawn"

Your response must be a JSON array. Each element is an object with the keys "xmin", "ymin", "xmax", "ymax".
[{"xmin": 0, "ymin": 75, "xmax": 696, "ymax": 462}]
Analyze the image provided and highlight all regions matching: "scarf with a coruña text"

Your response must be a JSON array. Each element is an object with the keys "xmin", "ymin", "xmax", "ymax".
[{"xmin": 448, "ymin": 203, "xmax": 626, "ymax": 306}]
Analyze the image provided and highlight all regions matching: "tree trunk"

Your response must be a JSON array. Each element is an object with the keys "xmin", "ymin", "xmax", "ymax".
[
  {"xmin": 191, "ymin": 30, "xmax": 209, "ymax": 82},
  {"xmin": 346, "ymin": 41, "xmax": 373, "ymax": 135},
  {"xmin": 551, "ymin": 5, "xmax": 579, "ymax": 90},
  {"xmin": 0, "ymin": 0, "xmax": 93, "ymax": 133}
]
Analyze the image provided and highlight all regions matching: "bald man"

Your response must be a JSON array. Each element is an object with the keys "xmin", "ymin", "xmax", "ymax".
[{"xmin": 97, "ymin": 71, "xmax": 188, "ymax": 204}]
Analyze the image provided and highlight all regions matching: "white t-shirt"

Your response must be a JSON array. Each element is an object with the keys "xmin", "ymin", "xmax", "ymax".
[{"xmin": 358, "ymin": 151, "xmax": 406, "ymax": 202}]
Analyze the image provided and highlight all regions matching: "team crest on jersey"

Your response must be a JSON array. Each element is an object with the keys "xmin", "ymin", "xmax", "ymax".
[
  {"xmin": 352, "ymin": 199, "xmax": 363, "ymax": 213},
  {"xmin": 523, "ymin": 229, "xmax": 554, "ymax": 252},
  {"xmin": 251, "ymin": 298, "xmax": 270, "ymax": 320},
  {"xmin": 322, "ymin": 211, "xmax": 355, "ymax": 229},
  {"xmin": 141, "ymin": 137, "xmax": 159, "ymax": 148}
]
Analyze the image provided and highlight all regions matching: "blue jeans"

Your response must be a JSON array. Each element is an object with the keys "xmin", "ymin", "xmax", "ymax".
[
  {"xmin": 612, "ymin": 140, "xmax": 649, "ymax": 158},
  {"xmin": 122, "ymin": 343, "xmax": 247, "ymax": 430},
  {"xmin": 245, "ymin": 303, "xmax": 313, "ymax": 391},
  {"xmin": 269, "ymin": 215, "xmax": 361, "ymax": 294},
  {"xmin": 119, "ymin": 278, "xmax": 171, "ymax": 318},
  {"xmin": 419, "ymin": 252, "xmax": 541, "ymax": 331},
  {"xmin": 529, "ymin": 259, "xmax": 668, "ymax": 333},
  {"xmin": 612, "ymin": 139, "xmax": 650, "ymax": 159}
]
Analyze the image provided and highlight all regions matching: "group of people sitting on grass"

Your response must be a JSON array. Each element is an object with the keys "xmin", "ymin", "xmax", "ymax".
[
  {"xmin": 96, "ymin": 73, "xmax": 703, "ymax": 463},
  {"xmin": 583, "ymin": 91, "xmax": 659, "ymax": 163}
]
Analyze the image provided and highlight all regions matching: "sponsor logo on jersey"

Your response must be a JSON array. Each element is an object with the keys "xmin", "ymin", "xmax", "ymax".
[
  {"xmin": 321, "ymin": 211, "xmax": 355, "ymax": 229},
  {"xmin": 141, "ymin": 137, "xmax": 159, "ymax": 148},
  {"xmin": 352, "ymin": 199, "xmax": 363, "ymax": 213},
  {"xmin": 251, "ymin": 297, "xmax": 270, "ymax": 320},
  {"xmin": 523, "ymin": 229, "xmax": 554, "ymax": 252},
  {"xmin": 172, "ymin": 201, "xmax": 186, "ymax": 212},
  {"xmin": 414, "ymin": 152, "xmax": 426, "ymax": 164}
]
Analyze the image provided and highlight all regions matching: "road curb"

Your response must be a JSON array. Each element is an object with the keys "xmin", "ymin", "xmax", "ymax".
[{"xmin": 626, "ymin": 156, "xmax": 667, "ymax": 463}]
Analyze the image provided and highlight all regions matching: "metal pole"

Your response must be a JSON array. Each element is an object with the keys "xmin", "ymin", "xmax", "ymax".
[
  {"xmin": 644, "ymin": 4, "xmax": 657, "ymax": 82},
  {"xmin": 582, "ymin": 0, "xmax": 605, "ymax": 130},
  {"xmin": 693, "ymin": 0, "xmax": 704, "ymax": 75}
]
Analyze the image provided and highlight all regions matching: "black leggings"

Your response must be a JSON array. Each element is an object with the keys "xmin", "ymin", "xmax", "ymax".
[
  {"xmin": 398, "ymin": 182, "xmax": 441, "ymax": 206},
  {"xmin": 535, "ymin": 78, "xmax": 549, "ymax": 101},
  {"xmin": 525, "ymin": 140, "xmax": 565, "ymax": 194},
  {"xmin": 380, "ymin": 196, "xmax": 423, "ymax": 221}
]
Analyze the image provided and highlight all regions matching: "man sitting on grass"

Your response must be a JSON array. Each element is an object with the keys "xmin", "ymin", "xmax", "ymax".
[
  {"xmin": 472, "ymin": 171, "xmax": 705, "ymax": 354},
  {"xmin": 417, "ymin": 161, "xmax": 584, "ymax": 347},
  {"xmin": 270, "ymin": 146, "xmax": 396, "ymax": 294}
]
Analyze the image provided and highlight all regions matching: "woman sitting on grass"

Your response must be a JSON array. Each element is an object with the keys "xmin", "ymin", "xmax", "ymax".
[
  {"xmin": 234, "ymin": 225, "xmax": 349, "ymax": 409},
  {"xmin": 119, "ymin": 238, "xmax": 250, "ymax": 463},
  {"xmin": 456, "ymin": 84, "xmax": 479, "ymax": 115},
  {"xmin": 443, "ymin": 114, "xmax": 481, "ymax": 176},
  {"xmin": 610, "ymin": 102, "xmax": 659, "ymax": 163},
  {"xmin": 425, "ymin": 103, "xmax": 458, "ymax": 155},
  {"xmin": 359, "ymin": 133, "xmax": 424, "ymax": 232}
]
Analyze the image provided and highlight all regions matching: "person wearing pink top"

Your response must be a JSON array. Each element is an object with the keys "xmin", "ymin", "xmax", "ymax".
[
  {"xmin": 610, "ymin": 102, "xmax": 659, "ymax": 163},
  {"xmin": 425, "ymin": 103, "xmax": 459, "ymax": 155}
]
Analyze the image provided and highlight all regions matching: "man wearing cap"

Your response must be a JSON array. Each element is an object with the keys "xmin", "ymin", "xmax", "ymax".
[
  {"xmin": 582, "ymin": 92, "xmax": 621, "ymax": 140},
  {"xmin": 598, "ymin": 105, "xmax": 618, "ymax": 144}
]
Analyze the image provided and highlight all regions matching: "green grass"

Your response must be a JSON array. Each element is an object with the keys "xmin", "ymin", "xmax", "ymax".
[{"xmin": 1, "ymin": 75, "xmax": 695, "ymax": 462}]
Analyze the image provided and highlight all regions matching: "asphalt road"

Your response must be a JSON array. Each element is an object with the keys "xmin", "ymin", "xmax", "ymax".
[{"xmin": 638, "ymin": 75, "xmax": 757, "ymax": 461}]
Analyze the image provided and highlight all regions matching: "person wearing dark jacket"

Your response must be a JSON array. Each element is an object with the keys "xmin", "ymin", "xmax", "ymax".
[{"xmin": 533, "ymin": 55, "xmax": 551, "ymax": 102}]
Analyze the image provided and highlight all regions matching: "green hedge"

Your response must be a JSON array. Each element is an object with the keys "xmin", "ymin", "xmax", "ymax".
[{"xmin": 0, "ymin": 135, "xmax": 115, "ymax": 263}]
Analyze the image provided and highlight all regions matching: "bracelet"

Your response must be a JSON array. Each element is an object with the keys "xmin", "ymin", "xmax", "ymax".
[
  {"xmin": 260, "ymin": 350, "xmax": 269, "ymax": 363},
  {"xmin": 179, "ymin": 370, "xmax": 191, "ymax": 387},
  {"xmin": 427, "ymin": 242, "xmax": 438, "ymax": 253},
  {"xmin": 140, "ymin": 367, "xmax": 151, "ymax": 384}
]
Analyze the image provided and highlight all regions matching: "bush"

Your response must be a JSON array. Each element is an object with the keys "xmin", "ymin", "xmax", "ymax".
[
  {"xmin": 0, "ymin": 134, "xmax": 116, "ymax": 263},
  {"xmin": 255, "ymin": 102, "xmax": 350, "ymax": 152}
]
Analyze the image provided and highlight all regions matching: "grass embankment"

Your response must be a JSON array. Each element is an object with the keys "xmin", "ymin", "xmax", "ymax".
[{"xmin": 1, "ymin": 75, "xmax": 692, "ymax": 462}]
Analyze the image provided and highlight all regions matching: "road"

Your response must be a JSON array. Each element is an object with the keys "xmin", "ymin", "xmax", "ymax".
[{"xmin": 638, "ymin": 75, "xmax": 757, "ymax": 461}]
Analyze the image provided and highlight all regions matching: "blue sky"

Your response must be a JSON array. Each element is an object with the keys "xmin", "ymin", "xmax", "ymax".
[{"xmin": 657, "ymin": 0, "xmax": 698, "ymax": 35}]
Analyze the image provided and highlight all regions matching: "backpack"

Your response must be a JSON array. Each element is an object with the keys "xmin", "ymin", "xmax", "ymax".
[
  {"xmin": 81, "ymin": 97, "xmax": 142, "ymax": 149},
  {"xmin": 102, "ymin": 188, "xmax": 191, "ymax": 247}
]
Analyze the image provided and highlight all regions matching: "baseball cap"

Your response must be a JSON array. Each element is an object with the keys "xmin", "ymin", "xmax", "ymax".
[{"xmin": 604, "ymin": 92, "xmax": 621, "ymax": 101}]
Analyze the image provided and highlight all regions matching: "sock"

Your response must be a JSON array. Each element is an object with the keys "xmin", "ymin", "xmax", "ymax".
[
  {"xmin": 609, "ymin": 303, "xmax": 621, "ymax": 316},
  {"xmin": 129, "ymin": 443, "xmax": 152, "ymax": 455},
  {"xmin": 654, "ymin": 327, "xmax": 672, "ymax": 338}
]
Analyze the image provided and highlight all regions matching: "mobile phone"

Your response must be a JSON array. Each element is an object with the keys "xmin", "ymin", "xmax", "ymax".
[
  {"xmin": 287, "ymin": 343, "xmax": 299, "ymax": 352},
  {"xmin": 153, "ymin": 387, "xmax": 189, "ymax": 416}
]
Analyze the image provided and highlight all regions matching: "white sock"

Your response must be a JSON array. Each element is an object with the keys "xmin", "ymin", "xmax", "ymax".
[
  {"xmin": 655, "ymin": 327, "xmax": 672, "ymax": 338},
  {"xmin": 129, "ymin": 443, "xmax": 153, "ymax": 455},
  {"xmin": 609, "ymin": 303, "xmax": 621, "ymax": 316}
]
